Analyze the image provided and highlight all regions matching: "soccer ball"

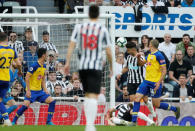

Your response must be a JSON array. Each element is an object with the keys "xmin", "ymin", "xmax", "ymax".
[{"xmin": 116, "ymin": 37, "xmax": 127, "ymax": 47}]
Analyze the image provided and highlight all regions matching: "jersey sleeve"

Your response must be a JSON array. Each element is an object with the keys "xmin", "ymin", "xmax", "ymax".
[
  {"xmin": 114, "ymin": 103, "xmax": 123, "ymax": 110},
  {"xmin": 27, "ymin": 64, "xmax": 38, "ymax": 74},
  {"xmin": 70, "ymin": 24, "xmax": 79, "ymax": 43},
  {"xmin": 102, "ymin": 27, "xmax": 112, "ymax": 48},
  {"xmin": 124, "ymin": 55, "xmax": 129, "ymax": 68},
  {"xmin": 156, "ymin": 52, "xmax": 166, "ymax": 66}
]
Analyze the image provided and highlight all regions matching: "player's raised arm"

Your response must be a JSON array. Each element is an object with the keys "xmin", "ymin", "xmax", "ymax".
[
  {"xmin": 42, "ymin": 73, "xmax": 49, "ymax": 94},
  {"xmin": 64, "ymin": 41, "xmax": 76, "ymax": 74},
  {"xmin": 105, "ymin": 47, "xmax": 113, "ymax": 75},
  {"xmin": 13, "ymin": 58, "xmax": 23, "ymax": 76},
  {"xmin": 137, "ymin": 53, "xmax": 146, "ymax": 66}
]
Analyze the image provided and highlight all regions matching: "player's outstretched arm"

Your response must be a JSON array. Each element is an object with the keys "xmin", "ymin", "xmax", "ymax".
[
  {"xmin": 155, "ymin": 65, "xmax": 167, "ymax": 91},
  {"xmin": 42, "ymin": 73, "xmax": 49, "ymax": 94},
  {"xmin": 105, "ymin": 47, "xmax": 113, "ymax": 76},
  {"xmin": 64, "ymin": 41, "xmax": 76, "ymax": 74},
  {"xmin": 13, "ymin": 58, "xmax": 23, "ymax": 76},
  {"xmin": 25, "ymin": 73, "xmax": 32, "ymax": 98},
  {"xmin": 137, "ymin": 53, "xmax": 146, "ymax": 66}
]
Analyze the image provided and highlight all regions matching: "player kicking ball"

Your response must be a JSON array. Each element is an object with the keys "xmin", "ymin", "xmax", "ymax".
[
  {"xmin": 12, "ymin": 48, "xmax": 56, "ymax": 125},
  {"xmin": 130, "ymin": 39, "xmax": 180, "ymax": 126},
  {"xmin": 107, "ymin": 103, "xmax": 155, "ymax": 126}
]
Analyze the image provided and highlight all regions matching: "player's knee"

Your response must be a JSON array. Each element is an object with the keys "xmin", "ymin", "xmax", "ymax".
[
  {"xmin": 23, "ymin": 101, "xmax": 30, "ymax": 107},
  {"xmin": 49, "ymin": 100, "xmax": 56, "ymax": 105},
  {"xmin": 134, "ymin": 95, "xmax": 141, "ymax": 102}
]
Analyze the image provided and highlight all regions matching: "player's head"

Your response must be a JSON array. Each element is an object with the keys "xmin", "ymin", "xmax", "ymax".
[
  {"xmin": 37, "ymin": 48, "xmax": 47, "ymax": 60},
  {"xmin": 89, "ymin": 4, "xmax": 99, "ymax": 19},
  {"xmin": 126, "ymin": 41, "xmax": 138, "ymax": 56},
  {"xmin": 9, "ymin": 32, "xmax": 17, "ymax": 42},
  {"xmin": 0, "ymin": 32, "xmax": 8, "ymax": 43},
  {"xmin": 42, "ymin": 31, "xmax": 49, "ymax": 42},
  {"xmin": 149, "ymin": 39, "xmax": 159, "ymax": 50}
]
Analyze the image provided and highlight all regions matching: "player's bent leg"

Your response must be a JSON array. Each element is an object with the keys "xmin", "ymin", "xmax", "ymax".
[
  {"xmin": 45, "ymin": 96, "xmax": 56, "ymax": 125},
  {"xmin": 6, "ymin": 99, "xmax": 17, "ymax": 115},
  {"xmin": 152, "ymin": 98, "xmax": 180, "ymax": 119},
  {"xmin": 12, "ymin": 100, "xmax": 30, "ymax": 125},
  {"xmin": 0, "ymin": 98, "xmax": 12, "ymax": 126},
  {"xmin": 137, "ymin": 112, "xmax": 155, "ymax": 126},
  {"xmin": 131, "ymin": 93, "xmax": 144, "ymax": 124},
  {"xmin": 129, "ymin": 95, "xmax": 135, "ymax": 102},
  {"xmin": 143, "ymin": 96, "xmax": 156, "ymax": 117},
  {"xmin": 111, "ymin": 117, "xmax": 130, "ymax": 126}
]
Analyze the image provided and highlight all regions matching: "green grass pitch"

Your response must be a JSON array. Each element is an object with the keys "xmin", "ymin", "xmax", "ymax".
[{"xmin": 1, "ymin": 126, "xmax": 195, "ymax": 131}]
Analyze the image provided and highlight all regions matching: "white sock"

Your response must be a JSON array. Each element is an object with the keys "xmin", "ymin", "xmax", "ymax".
[
  {"xmin": 145, "ymin": 100, "xmax": 156, "ymax": 117},
  {"xmin": 84, "ymin": 98, "xmax": 97, "ymax": 126},
  {"xmin": 138, "ymin": 112, "xmax": 154, "ymax": 125},
  {"xmin": 111, "ymin": 117, "xmax": 122, "ymax": 125}
]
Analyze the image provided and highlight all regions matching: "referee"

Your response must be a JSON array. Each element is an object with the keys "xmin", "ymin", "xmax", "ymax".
[{"xmin": 64, "ymin": 5, "xmax": 113, "ymax": 131}]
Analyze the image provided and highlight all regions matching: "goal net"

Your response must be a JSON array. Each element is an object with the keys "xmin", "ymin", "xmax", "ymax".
[{"xmin": 0, "ymin": 14, "xmax": 115, "ymax": 125}]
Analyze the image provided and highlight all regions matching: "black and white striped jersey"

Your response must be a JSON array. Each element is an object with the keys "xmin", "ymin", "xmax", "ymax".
[
  {"xmin": 39, "ymin": 42, "xmax": 58, "ymax": 53},
  {"xmin": 71, "ymin": 21, "xmax": 111, "ymax": 70},
  {"xmin": 127, "ymin": 0, "xmax": 145, "ymax": 6},
  {"xmin": 46, "ymin": 80, "xmax": 69, "ymax": 94},
  {"xmin": 125, "ymin": 55, "xmax": 145, "ymax": 84},
  {"xmin": 8, "ymin": 40, "xmax": 24, "ymax": 54},
  {"xmin": 115, "ymin": 103, "xmax": 131, "ymax": 120}
]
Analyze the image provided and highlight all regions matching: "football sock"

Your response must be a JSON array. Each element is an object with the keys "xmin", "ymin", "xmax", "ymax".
[
  {"xmin": 132, "ymin": 102, "xmax": 140, "ymax": 122},
  {"xmin": 159, "ymin": 103, "xmax": 177, "ymax": 112},
  {"xmin": 0, "ymin": 105, "xmax": 17, "ymax": 119},
  {"xmin": 12, "ymin": 105, "xmax": 28, "ymax": 123},
  {"xmin": 47, "ymin": 100, "xmax": 56, "ymax": 123},
  {"xmin": 138, "ymin": 112, "xmax": 154, "ymax": 124},
  {"xmin": 84, "ymin": 98, "xmax": 97, "ymax": 126},
  {"xmin": 145, "ymin": 100, "xmax": 156, "ymax": 117},
  {"xmin": 0, "ymin": 102, "xmax": 9, "ymax": 120}
]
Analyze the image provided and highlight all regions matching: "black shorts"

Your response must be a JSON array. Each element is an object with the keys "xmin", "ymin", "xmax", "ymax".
[
  {"xmin": 127, "ymin": 83, "xmax": 141, "ymax": 95},
  {"xmin": 79, "ymin": 69, "xmax": 102, "ymax": 94}
]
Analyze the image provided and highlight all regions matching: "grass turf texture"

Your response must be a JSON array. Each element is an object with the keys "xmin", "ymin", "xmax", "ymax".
[{"xmin": 1, "ymin": 126, "xmax": 195, "ymax": 131}]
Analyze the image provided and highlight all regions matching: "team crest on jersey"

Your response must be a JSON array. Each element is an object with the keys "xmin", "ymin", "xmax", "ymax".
[
  {"xmin": 30, "ymin": 67, "xmax": 33, "ymax": 71},
  {"xmin": 37, "ymin": 75, "xmax": 42, "ymax": 80}
]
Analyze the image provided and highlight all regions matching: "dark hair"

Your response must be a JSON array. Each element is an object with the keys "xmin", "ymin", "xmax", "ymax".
[
  {"xmin": 25, "ymin": 27, "xmax": 32, "ymax": 32},
  {"xmin": 89, "ymin": 4, "xmax": 99, "ymax": 19},
  {"xmin": 9, "ymin": 31, "xmax": 16, "ymax": 35},
  {"xmin": 150, "ymin": 39, "xmax": 159, "ymax": 49},
  {"xmin": 183, "ymin": 34, "xmax": 190, "ymax": 39},
  {"xmin": 141, "ymin": 35, "xmax": 150, "ymax": 49},
  {"xmin": 0, "ymin": 32, "xmax": 8, "ymax": 42},
  {"xmin": 54, "ymin": 83, "xmax": 62, "ymax": 88},
  {"xmin": 42, "ymin": 31, "xmax": 49, "ymax": 35},
  {"xmin": 37, "ymin": 48, "xmax": 47, "ymax": 58},
  {"xmin": 126, "ymin": 41, "xmax": 137, "ymax": 49},
  {"xmin": 179, "ymin": 74, "xmax": 186, "ymax": 78}
]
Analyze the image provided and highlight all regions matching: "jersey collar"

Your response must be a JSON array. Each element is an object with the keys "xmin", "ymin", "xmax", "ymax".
[{"xmin": 151, "ymin": 50, "xmax": 158, "ymax": 55}]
